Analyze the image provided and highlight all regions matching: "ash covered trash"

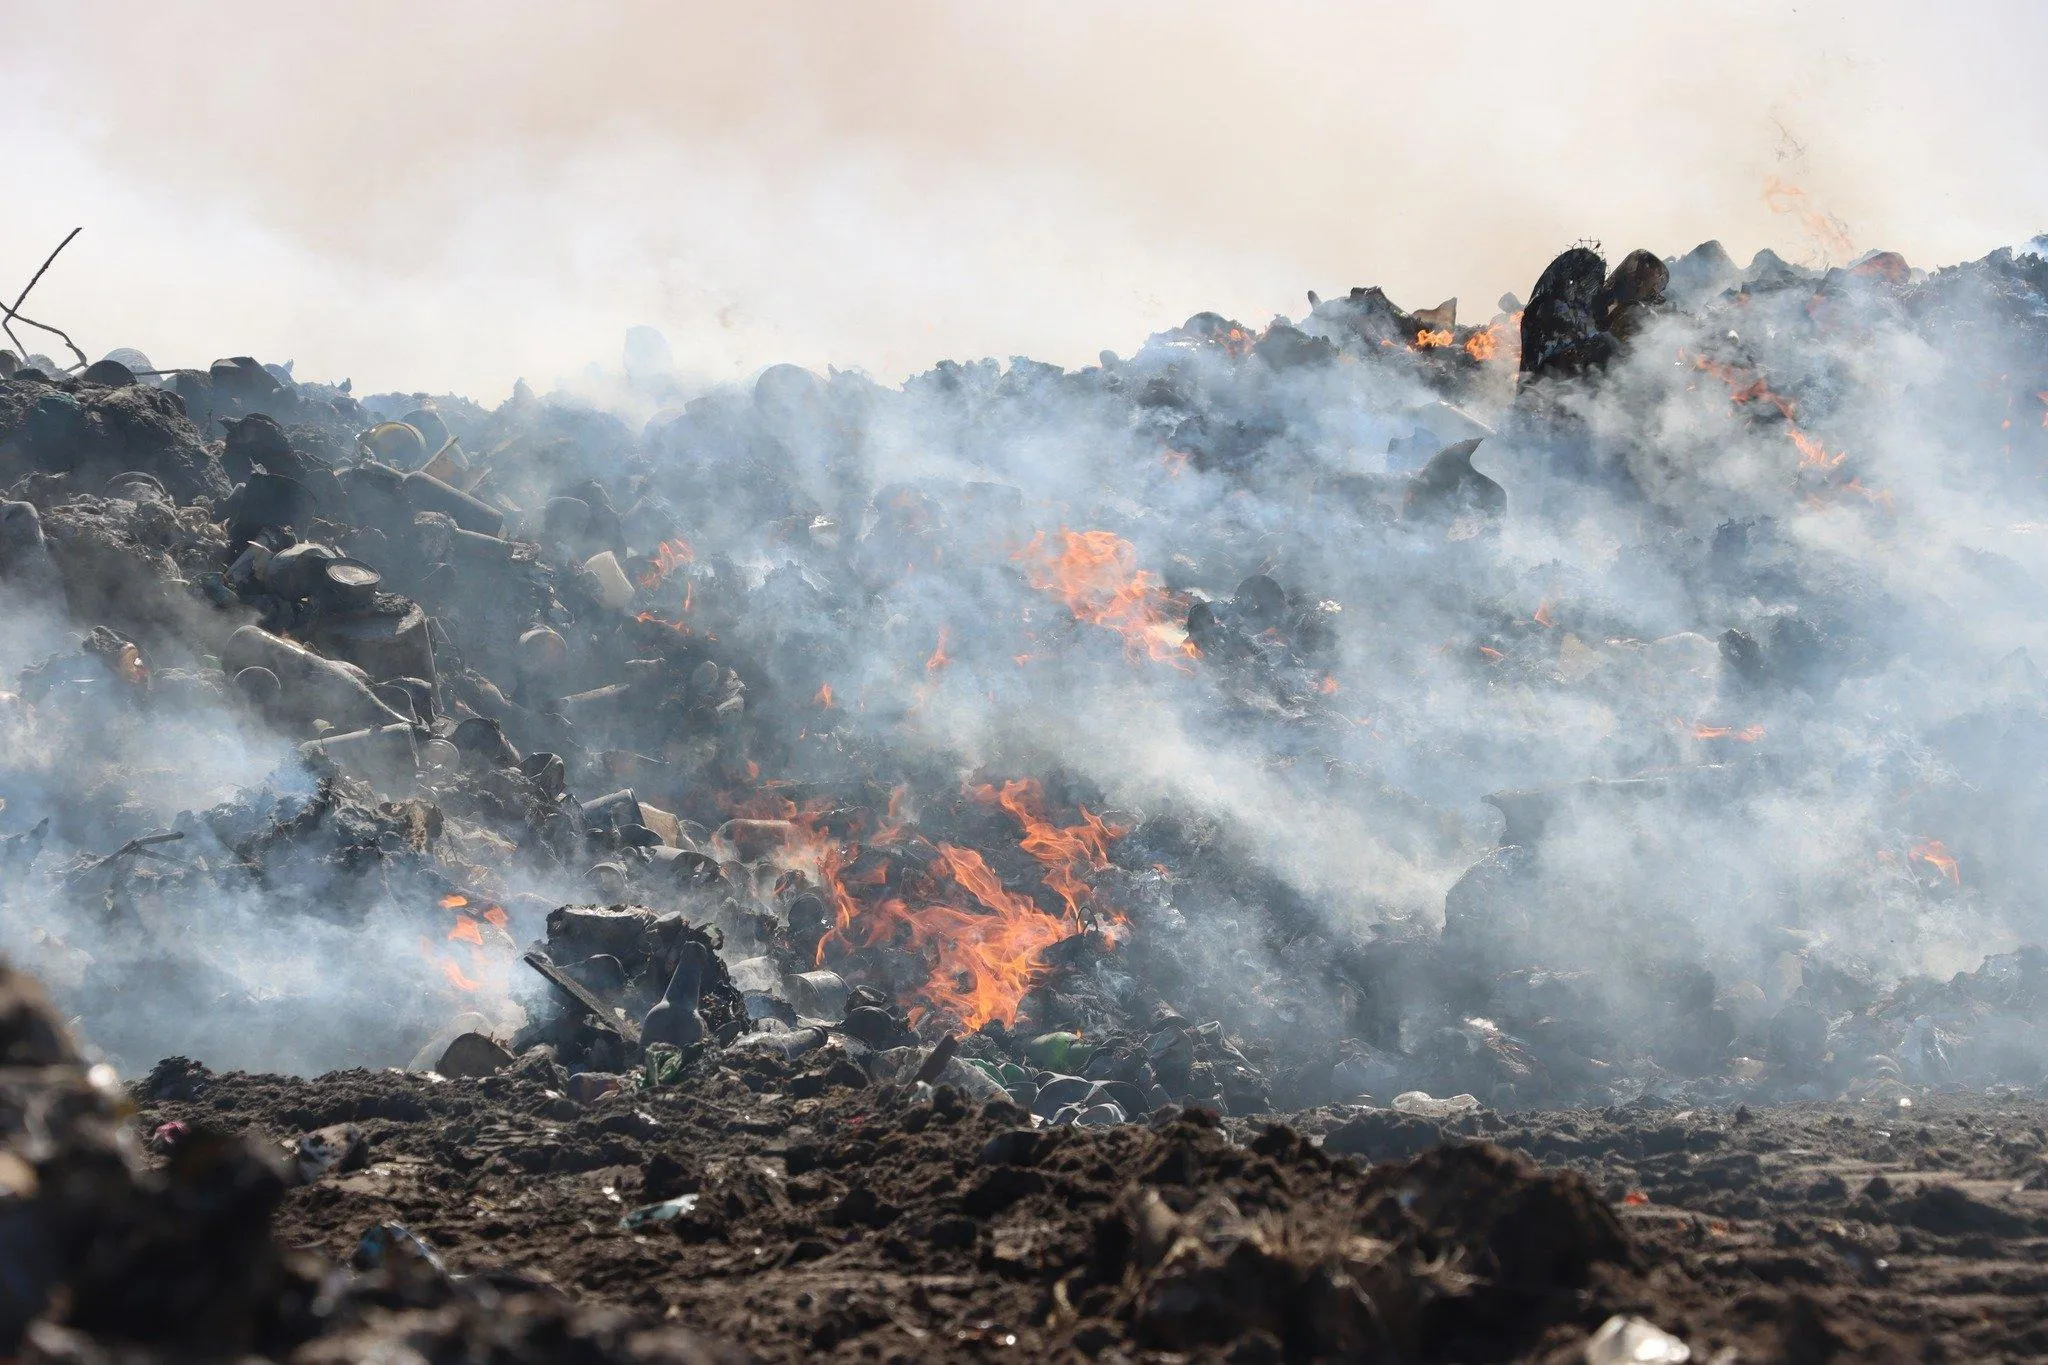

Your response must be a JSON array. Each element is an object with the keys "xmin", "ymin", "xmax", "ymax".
[{"xmin": 0, "ymin": 208, "xmax": 2040, "ymax": 1360}]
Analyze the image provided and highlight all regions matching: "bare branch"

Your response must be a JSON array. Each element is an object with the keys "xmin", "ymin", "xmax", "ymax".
[
  {"xmin": 2, "ymin": 229, "xmax": 89, "ymax": 370},
  {"xmin": 10, "ymin": 227, "xmax": 81, "ymax": 317},
  {"xmin": 2, "ymin": 308, "xmax": 90, "ymax": 371}
]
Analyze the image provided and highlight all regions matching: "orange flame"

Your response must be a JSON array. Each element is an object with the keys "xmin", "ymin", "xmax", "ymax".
[
  {"xmin": 1015, "ymin": 529, "xmax": 1197, "ymax": 666},
  {"xmin": 1318, "ymin": 675, "xmax": 1340, "ymax": 695},
  {"xmin": 811, "ymin": 843, "xmax": 1071, "ymax": 1032},
  {"xmin": 801, "ymin": 779, "xmax": 1127, "ymax": 1031},
  {"xmin": 1691, "ymin": 354, "xmax": 1798, "ymax": 420},
  {"xmin": 1413, "ymin": 328, "xmax": 1455, "ymax": 349},
  {"xmin": 1687, "ymin": 353, "xmax": 1873, "ymax": 486},
  {"xmin": 815, "ymin": 683, "xmax": 835, "ymax": 708},
  {"xmin": 482, "ymin": 905, "xmax": 508, "ymax": 929},
  {"xmin": 447, "ymin": 916, "xmax": 483, "ymax": 946},
  {"xmin": 1532, "ymin": 601, "xmax": 1556, "ymax": 628},
  {"xmin": 925, "ymin": 627, "xmax": 951, "ymax": 673},
  {"xmin": 1462, "ymin": 311, "xmax": 1520, "ymax": 363},
  {"xmin": 440, "ymin": 959, "xmax": 481, "ymax": 992},
  {"xmin": 636, "ymin": 538, "xmax": 695, "ymax": 591},
  {"xmin": 1690, "ymin": 722, "xmax": 1765, "ymax": 742},
  {"xmin": 921, "ymin": 844, "xmax": 1077, "ymax": 1028},
  {"xmin": 972, "ymin": 778, "xmax": 1125, "ymax": 926},
  {"xmin": 634, "ymin": 611, "xmax": 692, "ymax": 636},
  {"xmin": 440, "ymin": 893, "xmax": 468, "ymax": 910},
  {"xmin": 1790, "ymin": 428, "xmax": 1848, "ymax": 471},
  {"xmin": 1909, "ymin": 837, "xmax": 1960, "ymax": 886},
  {"xmin": 1761, "ymin": 176, "xmax": 1855, "ymax": 258}
]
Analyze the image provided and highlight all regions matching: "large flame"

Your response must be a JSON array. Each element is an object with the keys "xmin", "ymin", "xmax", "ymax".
[
  {"xmin": 1015, "ymin": 529, "xmax": 1198, "ymax": 666},
  {"xmin": 971, "ymin": 778, "xmax": 1124, "ymax": 927},
  {"xmin": 795, "ymin": 778, "xmax": 1126, "ymax": 1030},
  {"xmin": 811, "ymin": 842, "xmax": 1074, "ymax": 1031},
  {"xmin": 919, "ymin": 844, "xmax": 1078, "ymax": 1028}
]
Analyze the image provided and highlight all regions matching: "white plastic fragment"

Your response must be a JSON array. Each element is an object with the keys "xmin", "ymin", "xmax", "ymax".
[
  {"xmin": 582, "ymin": 550, "xmax": 636, "ymax": 610},
  {"xmin": 1583, "ymin": 1314, "xmax": 1692, "ymax": 1364},
  {"xmin": 1391, "ymin": 1090, "xmax": 1482, "ymax": 1119}
]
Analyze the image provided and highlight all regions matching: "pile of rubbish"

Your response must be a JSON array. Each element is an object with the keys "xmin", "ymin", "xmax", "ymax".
[
  {"xmin": 6, "ymin": 228, "xmax": 2048, "ymax": 1358},
  {"xmin": 4, "ymin": 233, "xmax": 2048, "ymax": 1127}
]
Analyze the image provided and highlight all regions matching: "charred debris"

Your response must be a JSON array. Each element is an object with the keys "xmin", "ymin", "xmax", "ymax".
[{"xmin": 3, "ymin": 235, "xmax": 2048, "ymax": 1134}]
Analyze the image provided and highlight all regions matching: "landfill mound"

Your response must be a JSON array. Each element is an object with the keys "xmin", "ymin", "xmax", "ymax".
[{"xmin": 5, "ymin": 232, "xmax": 2048, "ymax": 1356}]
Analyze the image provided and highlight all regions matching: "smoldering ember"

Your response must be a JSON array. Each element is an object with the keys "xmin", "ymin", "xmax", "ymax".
[{"xmin": 3, "ymin": 233, "xmax": 2048, "ymax": 1363}]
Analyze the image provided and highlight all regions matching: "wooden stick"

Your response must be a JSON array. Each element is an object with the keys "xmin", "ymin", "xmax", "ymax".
[
  {"xmin": 914, "ymin": 1032, "xmax": 960, "ymax": 1085},
  {"xmin": 3, "ymin": 229, "xmax": 89, "ymax": 369}
]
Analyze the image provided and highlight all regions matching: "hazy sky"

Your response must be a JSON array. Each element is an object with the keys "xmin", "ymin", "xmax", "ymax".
[{"xmin": 3, "ymin": 1, "xmax": 2043, "ymax": 397}]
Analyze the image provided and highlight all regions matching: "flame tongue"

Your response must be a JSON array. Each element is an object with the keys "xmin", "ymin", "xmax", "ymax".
[
  {"xmin": 920, "ymin": 844, "xmax": 1073, "ymax": 1029},
  {"xmin": 1690, "ymin": 722, "xmax": 1765, "ymax": 742},
  {"xmin": 803, "ymin": 778, "xmax": 1127, "ymax": 1030},
  {"xmin": 636, "ymin": 537, "xmax": 695, "ymax": 590},
  {"xmin": 973, "ymin": 778, "xmax": 1124, "ymax": 927},
  {"xmin": 1015, "ymin": 529, "xmax": 1197, "ymax": 666},
  {"xmin": 812, "ymin": 842, "xmax": 1074, "ymax": 1031},
  {"xmin": 1909, "ymin": 837, "xmax": 1961, "ymax": 886}
]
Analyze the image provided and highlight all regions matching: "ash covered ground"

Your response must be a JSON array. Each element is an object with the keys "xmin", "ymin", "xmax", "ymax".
[{"xmin": 5, "ymin": 234, "xmax": 2048, "ymax": 1359}]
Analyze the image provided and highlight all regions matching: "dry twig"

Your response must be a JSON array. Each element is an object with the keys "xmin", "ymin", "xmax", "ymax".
[
  {"xmin": 81, "ymin": 830, "xmax": 186, "ymax": 874},
  {"xmin": 3, "ymin": 228, "xmax": 90, "ymax": 370}
]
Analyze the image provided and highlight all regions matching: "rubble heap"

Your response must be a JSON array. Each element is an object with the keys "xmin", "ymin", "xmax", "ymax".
[
  {"xmin": 4, "ymin": 232, "xmax": 2048, "ymax": 1356},
  {"xmin": 5, "ymin": 240, "xmax": 2048, "ymax": 1114}
]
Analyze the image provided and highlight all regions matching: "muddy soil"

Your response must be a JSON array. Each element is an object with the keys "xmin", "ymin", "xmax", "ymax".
[{"xmin": 136, "ymin": 1054, "xmax": 2048, "ymax": 1362}]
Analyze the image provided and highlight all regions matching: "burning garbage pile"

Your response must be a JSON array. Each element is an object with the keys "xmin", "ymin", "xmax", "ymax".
[
  {"xmin": 7, "ymin": 228, "xmax": 2048, "ymax": 1358},
  {"xmin": 5, "ymin": 230, "xmax": 2048, "ymax": 1130}
]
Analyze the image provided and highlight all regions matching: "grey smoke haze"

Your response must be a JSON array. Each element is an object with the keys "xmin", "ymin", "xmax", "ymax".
[
  {"xmin": 4, "ymin": 2, "xmax": 2048, "ymax": 1096},
  {"xmin": 3, "ymin": 1, "xmax": 2046, "ymax": 394}
]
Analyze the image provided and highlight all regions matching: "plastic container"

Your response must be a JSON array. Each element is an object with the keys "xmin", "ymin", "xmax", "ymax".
[{"xmin": 582, "ymin": 550, "xmax": 635, "ymax": 611}]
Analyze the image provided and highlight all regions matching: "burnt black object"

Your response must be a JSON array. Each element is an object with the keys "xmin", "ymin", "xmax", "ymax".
[
  {"xmin": 1520, "ymin": 245, "xmax": 1669, "ymax": 381},
  {"xmin": 1596, "ymin": 249, "xmax": 1670, "ymax": 342},
  {"xmin": 1520, "ymin": 247, "xmax": 1610, "ymax": 380},
  {"xmin": 450, "ymin": 716, "xmax": 521, "ymax": 769},
  {"xmin": 320, "ymin": 558, "xmax": 382, "ymax": 610},
  {"xmin": 642, "ymin": 941, "xmax": 709, "ymax": 1048},
  {"xmin": 79, "ymin": 358, "xmax": 136, "ymax": 388},
  {"xmin": 401, "ymin": 470, "xmax": 503, "ymax": 537},
  {"xmin": 229, "ymin": 472, "xmax": 315, "ymax": 533},
  {"xmin": 1403, "ymin": 438, "xmax": 1505, "ymax": 524},
  {"xmin": 221, "ymin": 413, "xmax": 308, "ymax": 484}
]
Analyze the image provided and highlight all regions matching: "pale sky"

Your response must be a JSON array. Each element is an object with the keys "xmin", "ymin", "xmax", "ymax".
[{"xmin": 2, "ymin": 1, "xmax": 2042, "ymax": 397}]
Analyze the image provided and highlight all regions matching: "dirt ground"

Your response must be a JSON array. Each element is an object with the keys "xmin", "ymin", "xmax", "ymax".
[{"xmin": 134, "ymin": 1051, "xmax": 2048, "ymax": 1363}]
